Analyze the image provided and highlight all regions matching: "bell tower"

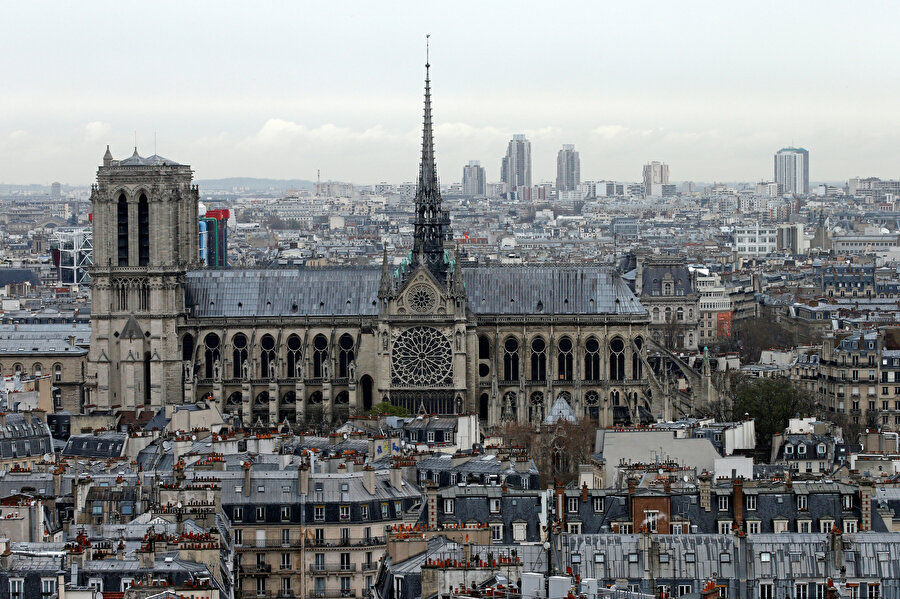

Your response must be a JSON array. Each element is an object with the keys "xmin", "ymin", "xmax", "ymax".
[{"xmin": 86, "ymin": 147, "xmax": 200, "ymax": 413}]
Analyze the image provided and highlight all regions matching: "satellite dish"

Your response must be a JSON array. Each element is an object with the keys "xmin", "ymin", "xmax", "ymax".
[
  {"xmin": 191, "ymin": 435, "xmax": 197, "ymax": 441},
  {"xmin": 42, "ymin": 453, "xmax": 51, "ymax": 462},
  {"xmin": 176, "ymin": 501, "xmax": 182, "ymax": 509}
]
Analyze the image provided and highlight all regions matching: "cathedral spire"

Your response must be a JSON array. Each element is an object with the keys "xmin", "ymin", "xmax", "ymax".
[{"xmin": 411, "ymin": 35, "xmax": 452, "ymax": 283}]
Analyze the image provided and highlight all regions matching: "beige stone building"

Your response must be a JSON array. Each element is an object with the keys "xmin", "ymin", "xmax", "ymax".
[{"xmin": 86, "ymin": 65, "xmax": 655, "ymax": 429}]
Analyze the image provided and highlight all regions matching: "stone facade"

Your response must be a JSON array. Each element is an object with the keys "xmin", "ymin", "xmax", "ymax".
[{"xmin": 87, "ymin": 69, "xmax": 654, "ymax": 428}]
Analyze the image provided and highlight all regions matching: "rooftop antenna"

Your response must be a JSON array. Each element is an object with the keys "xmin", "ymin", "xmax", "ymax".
[
  {"xmin": 154, "ymin": 131, "xmax": 157, "ymax": 156},
  {"xmin": 134, "ymin": 131, "xmax": 137, "ymax": 153},
  {"xmin": 426, "ymin": 33, "xmax": 430, "ymax": 67}
]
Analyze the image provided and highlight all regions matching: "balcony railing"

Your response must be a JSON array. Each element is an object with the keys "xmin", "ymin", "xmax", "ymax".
[
  {"xmin": 307, "ymin": 536, "xmax": 385, "ymax": 548},
  {"xmin": 310, "ymin": 564, "xmax": 357, "ymax": 573},
  {"xmin": 310, "ymin": 591, "xmax": 357, "ymax": 599}
]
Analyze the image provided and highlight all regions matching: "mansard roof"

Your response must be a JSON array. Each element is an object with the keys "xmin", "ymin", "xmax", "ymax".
[{"xmin": 185, "ymin": 264, "xmax": 645, "ymax": 318}]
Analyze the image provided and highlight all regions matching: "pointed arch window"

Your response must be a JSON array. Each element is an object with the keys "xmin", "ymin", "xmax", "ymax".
[
  {"xmin": 138, "ymin": 193, "xmax": 149, "ymax": 266},
  {"xmin": 338, "ymin": 334, "xmax": 355, "ymax": 378},
  {"xmin": 286, "ymin": 335, "xmax": 302, "ymax": 378},
  {"xmin": 313, "ymin": 335, "xmax": 328, "ymax": 378},
  {"xmin": 117, "ymin": 193, "xmax": 129, "ymax": 266},
  {"xmin": 584, "ymin": 337, "xmax": 601, "ymax": 381},
  {"xmin": 557, "ymin": 336, "xmax": 573, "ymax": 381},
  {"xmin": 232, "ymin": 333, "xmax": 248, "ymax": 378},
  {"xmin": 503, "ymin": 337, "xmax": 519, "ymax": 381},
  {"xmin": 609, "ymin": 337, "xmax": 625, "ymax": 381},
  {"xmin": 203, "ymin": 333, "xmax": 220, "ymax": 379},
  {"xmin": 260, "ymin": 334, "xmax": 276, "ymax": 378},
  {"xmin": 632, "ymin": 337, "xmax": 643, "ymax": 379},
  {"xmin": 530, "ymin": 337, "xmax": 546, "ymax": 381}
]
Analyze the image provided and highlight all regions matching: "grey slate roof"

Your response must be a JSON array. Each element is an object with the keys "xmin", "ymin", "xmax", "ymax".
[
  {"xmin": 185, "ymin": 265, "xmax": 645, "ymax": 318},
  {"xmin": 61, "ymin": 431, "xmax": 126, "ymax": 458},
  {"xmin": 0, "ymin": 269, "xmax": 40, "ymax": 288}
]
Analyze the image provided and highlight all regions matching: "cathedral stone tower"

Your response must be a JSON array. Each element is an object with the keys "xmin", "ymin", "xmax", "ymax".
[{"xmin": 86, "ymin": 147, "xmax": 199, "ymax": 412}]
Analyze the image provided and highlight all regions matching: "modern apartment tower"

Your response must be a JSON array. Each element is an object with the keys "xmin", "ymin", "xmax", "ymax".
[
  {"xmin": 501, "ymin": 134, "xmax": 532, "ymax": 198},
  {"xmin": 642, "ymin": 161, "xmax": 670, "ymax": 196},
  {"xmin": 556, "ymin": 144, "xmax": 580, "ymax": 193},
  {"xmin": 774, "ymin": 147, "xmax": 809, "ymax": 195},
  {"xmin": 462, "ymin": 160, "xmax": 486, "ymax": 196}
]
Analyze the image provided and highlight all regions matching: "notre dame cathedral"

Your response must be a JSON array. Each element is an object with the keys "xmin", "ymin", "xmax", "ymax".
[{"xmin": 86, "ymin": 62, "xmax": 654, "ymax": 429}]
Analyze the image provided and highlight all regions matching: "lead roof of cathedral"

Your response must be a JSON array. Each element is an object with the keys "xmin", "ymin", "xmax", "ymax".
[
  {"xmin": 184, "ymin": 265, "xmax": 645, "ymax": 317},
  {"xmin": 116, "ymin": 150, "xmax": 181, "ymax": 166}
]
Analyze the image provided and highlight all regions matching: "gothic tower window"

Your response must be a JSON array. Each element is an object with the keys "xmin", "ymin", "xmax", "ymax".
[
  {"xmin": 530, "ymin": 337, "xmax": 546, "ymax": 381},
  {"xmin": 142, "ymin": 351, "xmax": 151, "ymax": 406},
  {"xmin": 338, "ymin": 334, "xmax": 355, "ymax": 378},
  {"xmin": 313, "ymin": 334, "xmax": 328, "ymax": 378},
  {"xmin": 203, "ymin": 333, "xmax": 220, "ymax": 379},
  {"xmin": 557, "ymin": 336, "xmax": 573, "ymax": 381},
  {"xmin": 139, "ymin": 282, "xmax": 149, "ymax": 311},
  {"xmin": 286, "ymin": 334, "xmax": 302, "ymax": 378},
  {"xmin": 232, "ymin": 333, "xmax": 248, "ymax": 378},
  {"xmin": 503, "ymin": 337, "xmax": 520, "ymax": 381},
  {"xmin": 138, "ymin": 193, "xmax": 149, "ymax": 266},
  {"xmin": 584, "ymin": 337, "xmax": 601, "ymax": 381},
  {"xmin": 609, "ymin": 337, "xmax": 625, "ymax": 381},
  {"xmin": 611, "ymin": 389, "xmax": 621, "ymax": 406},
  {"xmin": 260, "ymin": 334, "xmax": 276, "ymax": 378},
  {"xmin": 117, "ymin": 193, "xmax": 128, "ymax": 266}
]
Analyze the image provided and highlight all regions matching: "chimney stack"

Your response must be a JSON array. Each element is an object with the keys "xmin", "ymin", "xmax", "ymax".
[
  {"xmin": 298, "ymin": 464, "xmax": 309, "ymax": 496},
  {"xmin": 243, "ymin": 461, "xmax": 251, "ymax": 497},
  {"xmin": 390, "ymin": 465, "xmax": 403, "ymax": 491},
  {"xmin": 732, "ymin": 476, "xmax": 744, "ymax": 530},
  {"xmin": 363, "ymin": 466, "xmax": 376, "ymax": 495}
]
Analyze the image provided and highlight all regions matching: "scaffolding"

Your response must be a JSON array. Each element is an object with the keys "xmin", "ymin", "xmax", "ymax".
[{"xmin": 51, "ymin": 227, "xmax": 93, "ymax": 285}]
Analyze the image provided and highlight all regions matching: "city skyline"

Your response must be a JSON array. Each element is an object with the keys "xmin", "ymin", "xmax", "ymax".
[{"xmin": 3, "ymin": 2, "xmax": 900, "ymax": 185}]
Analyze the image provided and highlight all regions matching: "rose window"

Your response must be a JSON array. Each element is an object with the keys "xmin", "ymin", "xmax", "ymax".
[
  {"xmin": 406, "ymin": 284, "xmax": 437, "ymax": 313},
  {"xmin": 391, "ymin": 326, "xmax": 452, "ymax": 386}
]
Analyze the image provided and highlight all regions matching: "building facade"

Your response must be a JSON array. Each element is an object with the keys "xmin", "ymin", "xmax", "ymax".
[
  {"xmin": 642, "ymin": 161, "xmax": 669, "ymax": 198},
  {"xmin": 501, "ymin": 134, "xmax": 532, "ymax": 199},
  {"xmin": 86, "ymin": 65, "xmax": 653, "ymax": 429},
  {"xmin": 555, "ymin": 145, "xmax": 580, "ymax": 194},
  {"xmin": 774, "ymin": 147, "xmax": 810, "ymax": 195},
  {"xmin": 461, "ymin": 161, "xmax": 485, "ymax": 197}
]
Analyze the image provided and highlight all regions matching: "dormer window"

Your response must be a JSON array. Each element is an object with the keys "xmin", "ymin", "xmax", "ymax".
[
  {"xmin": 797, "ymin": 445, "xmax": 806, "ymax": 455},
  {"xmin": 817, "ymin": 444, "xmax": 826, "ymax": 455},
  {"xmin": 785, "ymin": 444, "xmax": 794, "ymax": 455}
]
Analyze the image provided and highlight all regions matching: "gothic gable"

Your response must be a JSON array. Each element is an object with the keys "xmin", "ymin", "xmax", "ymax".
[{"xmin": 395, "ymin": 266, "xmax": 448, "ymax": 317}]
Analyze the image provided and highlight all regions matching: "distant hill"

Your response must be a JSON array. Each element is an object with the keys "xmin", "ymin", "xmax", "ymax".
[{"xmin": 195, "ymin": 177, "xmax": 315, "ymax": 191}]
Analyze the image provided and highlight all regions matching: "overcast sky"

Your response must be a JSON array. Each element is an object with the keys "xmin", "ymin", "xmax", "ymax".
[{"xmin": 2, "ymin": 1, "xmax": 898, "ymax": 186}]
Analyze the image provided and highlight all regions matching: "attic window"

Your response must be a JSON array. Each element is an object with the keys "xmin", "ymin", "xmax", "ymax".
[
  {"xmin": 291, "ymin": 303, "xmax": 298, "ymax": 313},
  {"xmin": 238, "ymin": 302, "xmax": 243, "ymax": 308},
  {"xmin": 536, "ymin": 301, "xmax": 543, "ymax": 312}
]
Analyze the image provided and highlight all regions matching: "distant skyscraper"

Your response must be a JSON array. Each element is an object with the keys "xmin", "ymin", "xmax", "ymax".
[
  {"xmin": 501, "ymin": 134, "xmax": 531, "ymax": 198},
  {"xmin": 556, "ymin": 144, "xmax": 580, "ymax": 193},
  {"xmin": 51, "ymin": 182, "xmax": 61, "ymax": 199},
  {"xmin": 774, "ymin": 147, "xmax": 809, "ymax": 195},
  {"xmin": 642, "ymin": 161, "xmax": 669, "ymax": 196},
  {"xmin": 462, "ymin": 160, "xmax": 486, "ymax": 196}
]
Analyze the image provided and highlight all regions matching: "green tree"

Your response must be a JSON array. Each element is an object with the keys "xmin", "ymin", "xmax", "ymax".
[
  {"xmin": 367, "ymin": 401, "xmax": 410, "ymax": 417},
  {"xmin": 731, "ymin": 376, "xmax": 815, "ymax": 451}
]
